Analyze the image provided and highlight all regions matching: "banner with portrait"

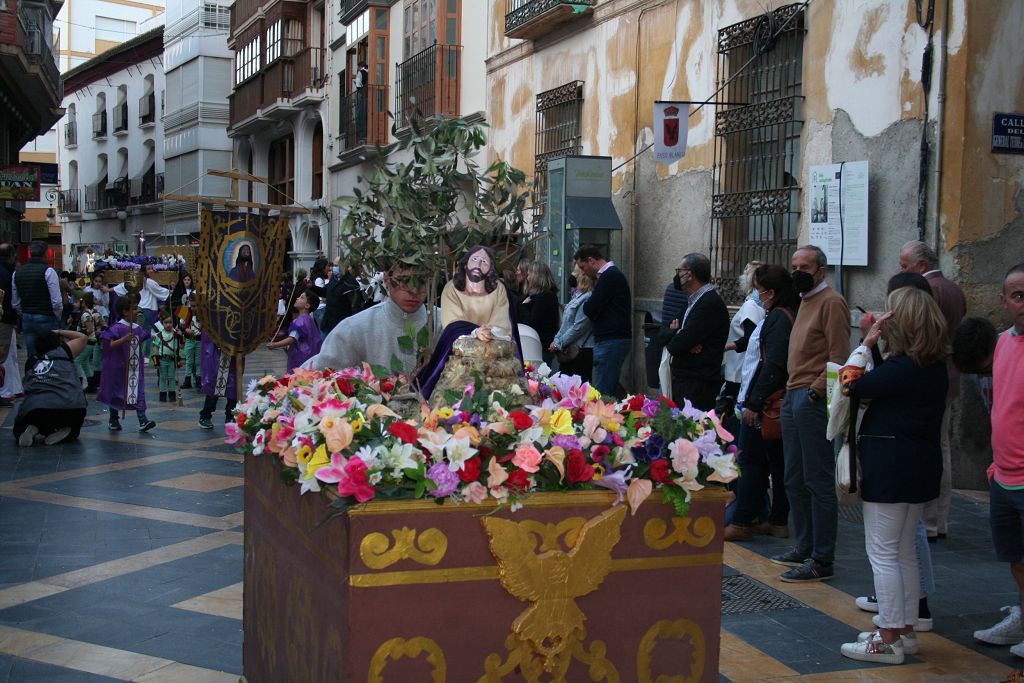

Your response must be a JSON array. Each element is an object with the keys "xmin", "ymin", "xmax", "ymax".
[{"xmin": 195, "ymin": 209, "xmax": 288, "ymax": 357}]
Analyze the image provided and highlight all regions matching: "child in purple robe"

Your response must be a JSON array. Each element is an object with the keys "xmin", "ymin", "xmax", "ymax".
[
  {"xmin": 267, "ymin": 291, "xmax": 322, "ymax": 372},
  {"xmin": 198, "ymin": 331, "xmax": 244, "ymax": 430},
  {"xmin": 98, "ymin": 296, "xmax": 156, "ymax": 432}
]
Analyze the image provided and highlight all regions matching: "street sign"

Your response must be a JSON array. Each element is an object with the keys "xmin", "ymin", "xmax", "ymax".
[{"xmin": 992, "ymin": 112, "xmax": 1024, "ymax": 154}]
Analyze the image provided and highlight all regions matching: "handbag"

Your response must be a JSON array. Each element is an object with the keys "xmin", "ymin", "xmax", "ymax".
[
  {"xmin": 835, "ymin": 396, "xmax": 863, "ymax": 504},
  {"xmin": 556, "ymin": 343, "xmax": 580, "ymax": 363},
  {"xmin": 658, "ymin": 347, "xmax": 672, "ymax": 399},
  {"xmin": 757, "ymin": 307, "xmax": 793, "ymax": 440}
]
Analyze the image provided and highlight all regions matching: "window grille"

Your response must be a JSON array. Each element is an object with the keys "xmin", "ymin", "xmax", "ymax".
[
  {"xmin": 534, "ymin": 80, "xmax": 583, "ymax": 226},
  {"xmin": 202, "ymin": 3, "xmax": 230, "ymax": 29},
  {"xmin": 710, "ymin": 4, "xmax": 805, "ymax": 304}
]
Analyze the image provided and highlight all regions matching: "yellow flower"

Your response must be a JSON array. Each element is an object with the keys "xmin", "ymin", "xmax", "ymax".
[
  {"xmin": 592, "ymin": 464, "xmax": 606, "ymax": 480},
  {"xmin": 350, "ymin": 412, "xmax": 365, "ymax": 433},
  {"xmin": 437, "ymin": 407, "xmax": 455, "ymax": 420},
  {"xmin": 295, "ymin": 444, "xmax": 312, "ymax": 465},
  {"xmin": 550, "ymin": 408, "xmax": 574, "ymax": 435},
  {"xmin": 303, "ymin": 444, "xmax": 330, "ymax": 479},
  {"xmin": 585, "ymin": 385, "xmax": 602, "ymax": 402}
]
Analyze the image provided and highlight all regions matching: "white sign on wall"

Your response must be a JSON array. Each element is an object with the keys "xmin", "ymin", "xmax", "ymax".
[
  {"xmin": 808, "ymin": 160, "xmax": 869, "ymax": 267},
  {"xmin": 653, "ymin": 102, "xmax": 689, "ymax": 163}
]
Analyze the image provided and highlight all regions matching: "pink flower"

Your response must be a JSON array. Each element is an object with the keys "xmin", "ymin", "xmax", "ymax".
[
  {"xmin": 512, "ymin": 443, "xmax": 542, "ymax": 473},
  {"xmin": 313, "ymin": 452, "xmax": 348, "ymax": 484},
  {"xmin": 463, "ymin": 481, "xmax": 488, "ymax": 504},
  {"xmin": 338, "ymin": 458, "xmax": 375, "ymax": 503},
  {"xmin": 669, "ymin": 438, "xmax": 700, "ymax": 475},
  {"xmin": 224, "ymin": 422, "xmax": 245, "ymax": 445}
]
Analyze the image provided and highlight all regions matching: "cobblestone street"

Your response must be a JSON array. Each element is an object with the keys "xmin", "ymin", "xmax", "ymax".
[{"xmin": 0, "ymin": 346, "xmax": 1021, "ymax": 681}]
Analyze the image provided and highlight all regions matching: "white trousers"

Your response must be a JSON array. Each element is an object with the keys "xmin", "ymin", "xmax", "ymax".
[{"xmin": 863, "ymin": 501, "xmax": 924, "ymax": 629}]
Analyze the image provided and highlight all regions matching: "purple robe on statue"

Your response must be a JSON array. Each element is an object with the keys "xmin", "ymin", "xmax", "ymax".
[
  {"xmin": 200, "ymin": 331, "xmax": 244, "ymax": 401},
  {"xmin": 286, "ymin": 313, "xmax": 322, "ymax": 372},
  {"xmin": 97, "ymin": 321, "xmax": 151, "ymax": 411}
]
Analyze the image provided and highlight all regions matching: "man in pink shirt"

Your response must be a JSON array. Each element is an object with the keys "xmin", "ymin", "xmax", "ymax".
[{"xmin": 973, "ymin": 263, "xmax": 1024, "ymax": 655}]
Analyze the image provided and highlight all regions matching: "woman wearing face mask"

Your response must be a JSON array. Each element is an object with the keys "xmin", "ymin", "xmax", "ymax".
[
  {"xmin": 719, "ymin": 261, "xmax": 766, "ymax": 419},
  {"xmin": 724, "ymin": 264, "xmax": 799, "ymax": 542}
]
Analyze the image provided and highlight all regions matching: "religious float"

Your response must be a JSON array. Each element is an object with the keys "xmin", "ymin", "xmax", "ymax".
[
  {"xmin": 92, "ymin": 252, "xmax": 189, "ymax": 287},
  {"xmin": 234, "ymin": 348, "xmax": 736, "ymax": 682}
]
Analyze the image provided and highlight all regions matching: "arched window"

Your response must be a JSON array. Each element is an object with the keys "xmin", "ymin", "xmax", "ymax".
[
  {"xmin": 311, "ymin": 121, "xmax": 323, "ymax": 200},
  {"xmin": 93, "ymin": 93, "xmax": 107, "ymax": 138},
  {"xmin": 114, "ymin": 84, "xmax": 128, "ymax": 132},
  {"xmin": 140, "ymin": 75, "xmax": 156, "ymax": 125}
]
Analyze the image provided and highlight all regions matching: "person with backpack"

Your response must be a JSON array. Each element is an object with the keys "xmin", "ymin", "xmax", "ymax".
[{"xmin": 14, "ymin": 329, "xmax": 89, "ymax": 446}]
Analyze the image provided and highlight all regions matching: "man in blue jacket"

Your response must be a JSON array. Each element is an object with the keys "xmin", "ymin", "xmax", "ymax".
[{"xmin": 576, "ymin": 245, "xmax": 631, "ymax": 397}]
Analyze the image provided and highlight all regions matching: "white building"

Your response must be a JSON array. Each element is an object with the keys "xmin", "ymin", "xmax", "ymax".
[
  {"xmin": 54, "ymin": 0, "xmax": 165, "ymax": 72},
  {"xmin": 57, "ymin": 25, "xmax": 167, "ymax": 268},
  {"xmin": 161, "ymin": 0, "xmax": 234, "ymax": 242}
]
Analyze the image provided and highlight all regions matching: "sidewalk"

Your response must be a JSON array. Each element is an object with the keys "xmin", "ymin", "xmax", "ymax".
[{"xmin": 0, "ymin": 346, "xmax": 1020, "ymax": 681}]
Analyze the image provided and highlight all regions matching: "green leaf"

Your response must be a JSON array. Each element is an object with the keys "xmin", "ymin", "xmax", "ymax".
[
  {"xmin": 397, "ymin": 335, "xmax": 415, "ymax": 354},
  {"xmin": 414, "ymin": 480, "xmax": 426, "ymax": 498},
  {"xmin": 390, "ymin": 353, "xmax": 405, "ymax": 375},
  {"xmin": 403, "ymin": 467, "xmax": 424, "ymax": 481},
  {"xmin": 416, "ymin": 325, "xmax": 429, "ymax": 350},
  {"xmin": 369, "ymin": 364, "xmax": 391, "ymax": 379}
]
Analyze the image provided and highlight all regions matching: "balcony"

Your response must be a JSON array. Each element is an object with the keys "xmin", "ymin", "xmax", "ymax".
[
  {"xmin": 338, "ymin": 84, "xmax": 388, "ymax": 153},
  {"xmin": 395, "ymin": 44, "xmax": 461, "ymax": 131},
  {"xmin": 504, "ymin": 0, "xmax": 596, "ymax": 40},
  {"xmin": 253, "ymin": 47, "xmax": 328, "ymax": 119},
  {"xmin": 129, "ymin": 171, "xmax": 164, "ymax": 206},
  {"xmin": 0, "ymin": 9, "xmax": 63, "ymax": 145},
  {"xmin": 64, "ymin": 121, "xmax": 78, "ymax": 148},
  {"xmin": 339, "ymin": 0, "xmax": 389, "ymax": 26},
  {"xmin": 229, "ymin": 77, "xmax": 263, "ymax": 130},
  {"xmin": 58, "ymin": 189, "xmax": 81, "ymax": 215},
  {"xmin": 113, "ymin": 102, "xmax": 129, "ymax": 134},
  {"xmin": 92, "ymin": 112, "xmax": 108, "ymax": 140},
  {"xmin": 84, "ymin": 181, "xmax": 126, "ymax": 212},
  {"xmin": 139, "ymin": 93, "xmax": 156, "ymax": 126},
  {"xmin": 229, "ymin": 0, "xmax": 261, "ymax": 33}
]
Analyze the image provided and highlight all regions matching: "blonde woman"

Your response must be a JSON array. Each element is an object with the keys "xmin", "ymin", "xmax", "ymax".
[
  {"xmin": 550, "ymin": 266, "xmax": 594, "ymax": 381},
  {"xmin": 840, "ymin": 286, "xmax": 950, "ymax": 665},
  {"xmin": 516, "ymin": 261, "xmax": 560, "ymax": 364},
  {"xmin": 720, "ymin": 261, "xmax": 766, "ymax": 414}
]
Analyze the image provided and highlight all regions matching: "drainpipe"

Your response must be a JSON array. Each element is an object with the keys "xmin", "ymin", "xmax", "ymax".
[{"xmin": 931, "ymin": 0, "xmax": 950, "ymax": 260}]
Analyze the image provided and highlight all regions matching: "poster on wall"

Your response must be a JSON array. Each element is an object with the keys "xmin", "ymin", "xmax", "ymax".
[
  {"xmin": 808, "ymin": 160, "xmax": 869, "ymax": 267},
  {"xmin": 0, "ymin": 165, "xmax": 41, "ymax": 201},
  {"xmin": 653, "ymin": 101, "xmax": 689, "ymax": 163}
]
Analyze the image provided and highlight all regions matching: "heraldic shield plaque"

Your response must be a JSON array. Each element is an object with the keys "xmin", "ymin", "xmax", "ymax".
[{"xmin": 196, "ymin": 209, "xmax": 288, "ymax": 357}]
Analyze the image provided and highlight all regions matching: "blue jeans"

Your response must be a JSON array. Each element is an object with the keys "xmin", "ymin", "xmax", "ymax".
[
  {"xmin": 21, "ymin": 313, "xmax": 61, "ymax": 360},
  {"xmin": 781, "ymin": 386, "xmax": 838, "ymax": 564},
  {"xmin": 733, "ymin": 421, "xmax": 789, "ymax": 527},
  {"xmin": 591, "ymin": 338, "xmax": 630, "ymax": 398},
  {"xmin": 915, "ymin": 520, "xmax": 935, "ymax": 597}
]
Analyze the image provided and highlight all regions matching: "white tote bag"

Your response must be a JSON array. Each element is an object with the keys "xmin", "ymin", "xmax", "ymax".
[{"xmin": 658, "ymin": 348, "xmax": 672, "ymax": 400}]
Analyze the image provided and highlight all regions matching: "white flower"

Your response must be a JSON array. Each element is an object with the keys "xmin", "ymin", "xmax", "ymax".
[
  {"xmin": 251, "ymin": 431, "xmax": 266, "ymax": 456},
  {"xmin": 444, "ymin": 436, "xmax": 478, "ymax": 472},
  {"xmin": 353, "ymin": 445, "xmax": 381, "ymax": 469},
  {"xmin": 705, "ymin": 452, "xmax": 738, "ymax": 484},
  {"xmin": 368, "ymin": 471, "xmax": 383, "ymax": 485},
  {"xmin": 508, "ymin": 384, "xmax": 524, "ymax": 396},
  {"xmin": 418, "ymin": 431, "xmax": 450, "ymax": 462},
  {"xmin": 380, "ymin": 442, "xmax": 418, "ymax": 475}
]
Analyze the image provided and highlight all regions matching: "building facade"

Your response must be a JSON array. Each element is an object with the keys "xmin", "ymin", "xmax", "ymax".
[
  {"xmin": 0, "ymin": 0, "xmax": 63, "ymax": 246},
  {"xmin": 161, "ymin": 0, "xmax": 234, "ymax": 242},
  {"xmin": 57, "ymin": 25, "xmax": 167, "ymax": 268},
  {"xmin": 483, "ymin": 0, "xmax": 1024, "ymax": 487},
  {"xmin": 54, "ymin": 0, "xmax": 164, "ymax": 72}
]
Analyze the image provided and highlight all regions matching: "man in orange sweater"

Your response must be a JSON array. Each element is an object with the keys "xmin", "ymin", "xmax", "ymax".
[
  {"xmin": 973, "ymin": 263, "xmax": 1024, "ymax": 655},
  {"xmin": 772, "ymin": 245, "xmax": 850, "ymax": 582}
]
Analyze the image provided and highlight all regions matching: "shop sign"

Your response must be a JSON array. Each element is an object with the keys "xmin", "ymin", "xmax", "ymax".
[{"xmin": 0, "ymin": 165, "xmax": 41, "ymax": 201}]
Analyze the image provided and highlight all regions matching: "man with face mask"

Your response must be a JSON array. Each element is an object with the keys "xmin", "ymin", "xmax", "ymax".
[
  {"xmin": 664, "ymin": 253, "xmax": 730, "ymax": 411},
  {"xmin": 771, "ymin": 244, "xmax": 850, "ymax": 583}
]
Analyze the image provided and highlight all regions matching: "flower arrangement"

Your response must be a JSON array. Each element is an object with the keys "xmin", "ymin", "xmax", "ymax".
[
  {"xmin": 93, "ymin": 253, "xmax": 186, "ymax": 272},
  {"xmin": 229, "ymin": 366, "xmax": 739, "ymax": 516}
]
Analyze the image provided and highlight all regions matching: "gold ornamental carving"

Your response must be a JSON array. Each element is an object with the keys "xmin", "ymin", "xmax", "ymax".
[
  {"xmin": 643, "ymin": 516, "xmax": 716, "ymax": 551},
  {"xmin": 359, "ymin": 527, "xmax": 449, "ymax": 569},
  {"xmin": 518, "ymin": 517, "xmax": 587, "ymax": 552},
  {"xmin": 636, "ymin": 618, "xmax": 706, "ymax": 683},
  {"xmin": 480, "ymin": 505, "xmax": 627, "ymax": 678},
  {"xmin": 368, "ymin": 636, "xmax": 447, "ymax": 682},
  {"xmin": 479, "ymin": 632, "xmax": 619, "ymax": 683}
]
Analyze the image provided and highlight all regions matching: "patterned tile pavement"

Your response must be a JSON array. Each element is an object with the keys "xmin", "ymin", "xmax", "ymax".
[{"xmin": 1, "ymin": 345, "xmax": 1022, "ymax": 681}]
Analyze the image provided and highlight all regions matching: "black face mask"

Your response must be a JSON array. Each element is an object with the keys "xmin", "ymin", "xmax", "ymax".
[
  {"xmin": 672, "ymin": 274, "xmax": 683, "ymax": 291},
  {"xmin": 792, "ymin": 270, "xmax": 816, "ymax": 294}
]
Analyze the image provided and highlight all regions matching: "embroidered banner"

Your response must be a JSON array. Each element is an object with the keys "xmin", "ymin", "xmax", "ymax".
[{"xmin": 195, "ymin": 209, "xmax": 288, "ymax": 357}]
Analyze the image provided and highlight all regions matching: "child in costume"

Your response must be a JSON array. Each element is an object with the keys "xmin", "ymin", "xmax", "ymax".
[
  {"xmin": 98, "ymin": 296, "xmax": 156, "ymax": 432},
  {"xmin": 73, "ymin": 292, "xmax": 101, "ymax": 390},
  {"xmin": 198, "ymin": 331, "xmax": 244, "ymax": 430},
  {"xmin": 181, "ymin": 303, "xmax": 201, "ymax": 390},
  {"xmin": 151, "ymin": 310, "xmax": 182, "ymax": 402},
  {"xmin": 267, "ymin": 291, "xmax": 322, "ymax": 372}
]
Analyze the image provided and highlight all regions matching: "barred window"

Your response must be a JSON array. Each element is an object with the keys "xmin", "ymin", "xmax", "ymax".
[
  {"xmin": 710, "ymin": 4, "xmax": 805, "ymax": 303},
  {"xmin": 265, "ymin": 20, "xmax": 281, "ymax": 63},
  {"xmin": 235, "ymin": 36, "xmax": 261, "ymax": 84},
  {"xmin": 534, "ymin": 80, "xmax": 583, "ymax": 225},
  {"xmin": 202, "ymin": 3, "xmax": 230, "ymax": 29}
]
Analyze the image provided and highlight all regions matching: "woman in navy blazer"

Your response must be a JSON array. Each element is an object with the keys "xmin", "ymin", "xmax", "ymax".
[{"xmin": 840, "ymin": 286, "xmax": 949, "ymax": 665}]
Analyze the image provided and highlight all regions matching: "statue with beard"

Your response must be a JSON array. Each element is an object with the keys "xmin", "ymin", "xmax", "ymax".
[{"xmin": 416, "ymin": 245, "xmax": 524, "ymax": 398}]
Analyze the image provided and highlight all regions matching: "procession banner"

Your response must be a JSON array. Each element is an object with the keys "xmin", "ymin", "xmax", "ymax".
[
  {"xmin": 195, "ymin": 209, "xmax": 288, "ymax": 357},
  {"xmin": 653, "ymin": 101, "xmax": 689, "ymax": 163}
]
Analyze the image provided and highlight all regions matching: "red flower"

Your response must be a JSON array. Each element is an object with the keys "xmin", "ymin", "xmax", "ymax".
[
  {"xmin": 339, "ymin": 458, "xmax": 376, "ymax": 503},
  {"xmin": 507, "ymin": 469, "xmax": 530, "ymax": 492},
  {"xmin": 458, "ymin": 457, "xmax": 482, "ymax": 483},
  {"xmin": 626, "ymin": 394, "xmax": 645, "ymax": 412},
  {"xmin": 335, "ymin": 378, "xmax": 355, "ymax": 395},
  {"xmin": 649, "ymin": 459, "xmax": 672, "ymax": 484},
  {"xmin": 509, "ymin": 411, "xmax": 533, "ymax": 431},
  {"xmin": 379, "ymin": 378, "xmax": 395, "ymax": 393},
  {"xmin": 235, "ymin": 410, "xmax": 247, "ymax": 427},
  {"xmin": 387, "ymin": 421, "xmax": 419, "ymax": 445},
  {"xmin": 567, "ymin": 450, "xmax": 595, "ymax": 484},
  {"xmin": 658, "ymin": 395, "xmax": 677, "ymax": 409},
  {"xmin": 590, "ymin": 445, "xmax": 610, "ymax": 462}
]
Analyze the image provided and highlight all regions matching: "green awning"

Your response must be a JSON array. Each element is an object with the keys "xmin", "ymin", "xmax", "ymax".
[{"xmin": 565, "ymin": 196, "xmax": 622, "ymax": 229}]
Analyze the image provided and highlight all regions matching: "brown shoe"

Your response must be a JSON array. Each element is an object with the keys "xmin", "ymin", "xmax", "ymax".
[
  {"xmin": 753, "ymin": 522, "xmax": 790, "ymax": 538},
  {"xmin": 724, "ymin": 524, "xmax": 754, "ymax": 542}
]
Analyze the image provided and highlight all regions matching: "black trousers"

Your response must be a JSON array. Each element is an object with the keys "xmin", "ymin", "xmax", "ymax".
[
  {"xmin": 14, "ymin": 408, "xmax": 86, "ymax": 442},
  {"xmin": 556, "ymin": 347, "xmax": 594, "ymax": 384},
  {"xmin": 672, "ymin": 377, "xmax": 719, "ymax": 412},
  {"xmin": 200, "ymin": 395, "xmax": 237, "ymax": 421}
]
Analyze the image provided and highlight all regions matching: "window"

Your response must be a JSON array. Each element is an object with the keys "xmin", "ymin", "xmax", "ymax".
[
  {"xmin": 202, "ymin": 3, "xmax": 230, "ymax": 29},
  {"xmin": 268, "ymin": 135, "xmax": 294, "ymax": 205},
  {"xmin": 311, "ymin": 122, "xmax": 323, "ymax": 200},
  {"xmin": 235, "ymin": 36, "xmax": 261, "ymax": 85},
  {"xmin": 403, "ymin": 0, "xmax": 436, "ymax": 59},
  {"xmin": 534, "ymin": 80, "xmax": 583, "ymax": 224},
  {"xmin": 266, "ymin": 20, "xmax": 281, "ymax": 63},
  {"xmin": 710, "ymin": 4, "xmax": 805, "ymax": 303}
]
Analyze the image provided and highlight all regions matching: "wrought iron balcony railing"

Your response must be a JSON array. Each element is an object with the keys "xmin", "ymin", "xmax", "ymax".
[
  {"xmin": 113, "ymin": 102, "xmax": 129, "ymax": 133},
  {"xmin": 139, "ymin": 93, "xmax": 156, "ymax": 125},
  {"xmin": 504, "ymin": 0, "xmax": 596, "ymax": 40},
  {"xmin": 395, "ymin": 44, "xmax": 461, "ymax": 131},
  {"xmin": 339, "ymin": 84, "xmax": 388, "ymax": 151},
  {"xmin": 92, "ymin": 111, "xmax": 108, "ymax": 139},
  {"xmin": 64, "ymin": 121, "xmax": 77, "ymax": 147},
  {"xmin": 59, "ymin": 189, "xmax": 80, "ymax": 214}
]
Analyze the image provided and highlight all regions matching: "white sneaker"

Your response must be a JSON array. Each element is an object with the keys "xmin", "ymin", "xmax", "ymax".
[
  {"xmin": 44, "ymin": 427, "xmax": 73, "ymax": 445},
  {"xmin": 974, "ymin": 606, "xmax": 1024, "ymax": 645},
  {"xmin": 874, "ymin": 614, "xmax": 933, "ymax": 632},
  {"xmin": 856, "ymin": 595, "xmax": 879, "ymax": 613},
  {"xmin": 1010, "ymin": 641, "xmax": 1024, "ymax": 658},
  {"xmin": 858, "ymin": 630, "xmax": 918, "ymax": 655},
  {"xmin": 841, "ymin": 632, "xmax": 905, "ymax": 664},
  {"xmin": 17, "ymin": 425, "xmax": 39, "ymax": 447}
]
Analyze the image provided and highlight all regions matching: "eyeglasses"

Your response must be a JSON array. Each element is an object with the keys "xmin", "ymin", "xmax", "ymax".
[
  {"xmin": 469, "ymin": 256, "xmax": 491, "ymax": 268},
  {"xmin": 675, "ymin": 268, "xmax": 690, "ymax": 275}
]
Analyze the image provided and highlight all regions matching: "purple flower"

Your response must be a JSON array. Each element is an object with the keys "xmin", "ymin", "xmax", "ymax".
[
  {"xmin": 693, "ymin": 430, "xmax": 722, "ymax": 459},
  {"xmin": 641, "ymin": 398, "xmax": 660, "ymax": 418},
  {"xmin": 681, "ymin": 398, "xmax": 706, "ymax": 422},
  {"xmin": 645, "ymin": 433, "xmax": 665, "ymax": 459},
  {"xmin": 469, "ymin": 413, "xmax": 482, "ymax": 428},
  {"xmin": 426, "ymin": 462, "xmax": 459, "ymax": 498},
  {"xmin": 594, "ymin": 470, "xmax": 629, "ymax": 504},
  {"xmin": 552, "ymin": 434, "xmax": 580, "ymax": 451},
  {"xmin": 631, "ymin": 444, "xmax": 649, "ymax": 463},
  {"xmin": 551, "ymin": 374, "xmax": 582, "ymax": 400}
]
